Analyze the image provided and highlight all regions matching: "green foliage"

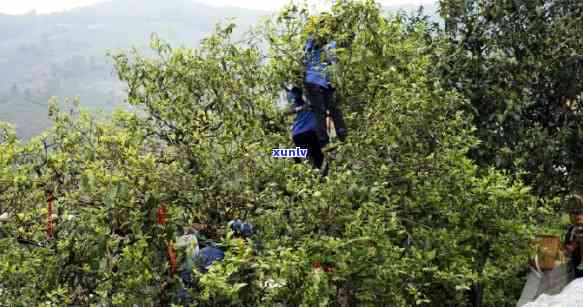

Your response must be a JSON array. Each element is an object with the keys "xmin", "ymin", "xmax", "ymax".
[
  {"xmin": 0, "ymin": 1, "xmax": 563, "ymax": 306},
  {"xmin": 437, "ymin": 0, "xmax": 583, "ymax": 197}
]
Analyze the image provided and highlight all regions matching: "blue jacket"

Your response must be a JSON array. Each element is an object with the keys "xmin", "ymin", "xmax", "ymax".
[
  {"xmin": 287, "ymin": 89, "xmax": 316, "ymax": 136},
  {"xmin": 178, "ymin": 246, "xmax": 225, "ymax": 302},
  {"xmin": 304, "ymin": 37, "xmax": 337, "ymax": 89},
  {"xmin": 180, "ymin": 246, "xmax": 225, "ymax": 282}
]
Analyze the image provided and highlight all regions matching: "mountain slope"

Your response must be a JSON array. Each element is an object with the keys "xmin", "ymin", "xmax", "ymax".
[{"xmin": 0, "ymin": 0, "xmax": 267, "ymax": 140}]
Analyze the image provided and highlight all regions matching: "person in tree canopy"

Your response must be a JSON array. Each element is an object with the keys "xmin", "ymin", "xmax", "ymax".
[
  {"xmin": 303, "ymin": 13, "xmax": 348, "ymax": 148},
  {"xmin": 176, "ymin": 220, "xmax": 254, "ymax": 302},
  {"xmin": 283, "ymin": 86, "xmax": 325, "ymax": 170},
  {"xmin": 564, "ymin": 193, "xmax": 583, "ymax": 278}
]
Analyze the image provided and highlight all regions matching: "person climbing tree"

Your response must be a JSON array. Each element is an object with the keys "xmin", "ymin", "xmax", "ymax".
[
  {"xmin": 303, "ymin": 13, "xmax": 348, "ymax": 149},
  {"xmin": 283, "ymin": 86, "xmax": 324, "ymax": 170},
  {"xmin": 564, "ymin": 193, "xmax": 583, "ymax": 278}
]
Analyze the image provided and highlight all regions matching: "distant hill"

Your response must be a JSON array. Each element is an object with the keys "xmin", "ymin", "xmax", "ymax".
[
  {"xmin": 0, "ymin": 0, "xmax": 439, "ymax": 140},
  {"xmin": 0, "ymin": 0, "xmax": 267, "ymax": 139}
]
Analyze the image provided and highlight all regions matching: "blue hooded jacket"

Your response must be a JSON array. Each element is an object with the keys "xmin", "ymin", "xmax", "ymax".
[
  {"xmin": 287, "ymin": 89, "xmax": 316, "ymax": 137},
  {"xmin": 304, "ymin": 37, "xmax": 337, "ymax": 89},
  {"xmin": 178, "ymin": 246, "xmax": 225, "ymax": 301},
  {"xmin": 229, "ymin": 219, "xmax": 253, "ymax": 238}
]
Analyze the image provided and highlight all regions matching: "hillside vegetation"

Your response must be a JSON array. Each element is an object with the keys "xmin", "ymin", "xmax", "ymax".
[
  {"xmin": 0, "ymin": 0, "xmax": 265, "ymax": 140},
  {"xmin": 0, "ymin": 0, "xmax": 582, "ymax": 306}
]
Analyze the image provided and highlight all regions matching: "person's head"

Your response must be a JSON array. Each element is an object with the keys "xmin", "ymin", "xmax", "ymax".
[
  {"xmin": 566, "ymin": 193, "xmax": 583, "ymax": 225},
  {"xmin": 176, "ymin": 228, "xmax": 200, "ymax": 257}
]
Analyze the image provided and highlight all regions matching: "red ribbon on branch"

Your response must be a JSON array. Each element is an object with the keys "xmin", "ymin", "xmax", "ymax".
[
  {"xmin": 157, "ymin": 203, "xmax": 167, "ymax": 225},
  {"xmin": 158, "ymin": 202, "xmax": 175, "ymax": 276},
  {"xmin": 166, "ymin": 240, "xmax": 177, "ymax": 276},
  {"xmin": 46, "ymin": 193, "xmax": 54, "ymax": 237}
]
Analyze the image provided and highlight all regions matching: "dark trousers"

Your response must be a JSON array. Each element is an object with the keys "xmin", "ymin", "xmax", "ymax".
[
  {"xmin": 564, "ymin": 226, "xmax": 583, "ymax": 278},
  {"xmin": 304, "ymin": 83, "xmax": 347, "ymax": 147},
  {"xmin": 293, "ymin": 130, "xmax": 324, "ymax": 169}
]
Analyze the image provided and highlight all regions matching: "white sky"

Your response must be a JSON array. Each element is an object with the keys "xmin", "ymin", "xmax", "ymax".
[{"xmin": 0, "ymin": 0, "xmax": 436, "ymax": 15}]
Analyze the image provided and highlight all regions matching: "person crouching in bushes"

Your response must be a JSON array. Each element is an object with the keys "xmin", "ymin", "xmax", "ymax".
[{"xmin": 176, "ymin": 220, "xmax": 254, "ymax": 302}]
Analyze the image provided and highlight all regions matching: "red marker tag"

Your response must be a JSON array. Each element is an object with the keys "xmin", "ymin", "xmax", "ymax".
[
  {"xmin": 46, "ymin": 195, "xmax": 53, "ymax": 237},
  {"xmin": 166, "ymin": 241, "xmax": 177, "ymax": 276},
  {"xmin": 157, "ymin": 203, "xmax": 167, "ymax": 225}
]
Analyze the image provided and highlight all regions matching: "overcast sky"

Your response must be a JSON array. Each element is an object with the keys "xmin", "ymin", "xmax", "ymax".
[{"xmin": 0, "ymin": 0, "xmax": 436, "ymax": 15}]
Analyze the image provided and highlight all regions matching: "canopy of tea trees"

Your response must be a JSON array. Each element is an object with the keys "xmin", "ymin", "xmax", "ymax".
[{"xmin": 0, "ymin": 0, "xmax": 581, "ymax": 306}]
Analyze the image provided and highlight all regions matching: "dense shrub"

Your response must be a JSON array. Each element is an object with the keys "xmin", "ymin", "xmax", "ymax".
[{"xmin": 0, "ymin": 1, "xmax": 558, "ymax": 306}]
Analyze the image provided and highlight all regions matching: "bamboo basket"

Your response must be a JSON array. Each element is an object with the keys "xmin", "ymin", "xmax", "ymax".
[{"xmin": 534, "ymin": 235, "xmax": 561, "ymax": 271}]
